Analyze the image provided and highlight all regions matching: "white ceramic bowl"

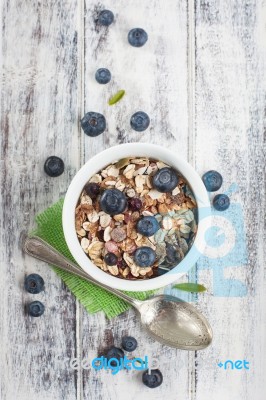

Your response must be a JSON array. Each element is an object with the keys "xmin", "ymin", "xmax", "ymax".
[{"xmin": 63, "ymin": 143, "xmax": 210, "ymax": 291}]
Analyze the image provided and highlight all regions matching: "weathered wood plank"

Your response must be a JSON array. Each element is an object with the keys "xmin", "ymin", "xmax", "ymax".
[
  {"xmin": 81, "ymin": 0, "xmax": 191, "ymax": 398},
  {"xmin": 193, "ymin": 1, "xmax": 266, "ymax": 399},
  {"xmin": 0, "ymin": 0, "xmax": 80, "ymax": 399}
]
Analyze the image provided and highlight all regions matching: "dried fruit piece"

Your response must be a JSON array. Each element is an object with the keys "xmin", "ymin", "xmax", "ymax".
[
  {"xmin": 105, "ymin": 241, "xmax": 119, "ymax": 253},
  {"xmin": 111, "ymin": 227, "xmax": 127, "ymax": 242}
]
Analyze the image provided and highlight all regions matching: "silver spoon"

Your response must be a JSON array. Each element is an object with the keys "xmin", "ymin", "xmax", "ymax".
[{"xmin": 23, "ymin": 236, "xmax": 212, "ymax": 350}]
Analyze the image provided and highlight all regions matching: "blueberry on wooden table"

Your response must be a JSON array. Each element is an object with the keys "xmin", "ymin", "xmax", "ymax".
[
  {"xmin": 130, "ymin": 111, "xmax": 150, "ymax": 131},
  {"xmin": 81, "ymin": 112, "xmax": 106, "ymax": 137},
  {"xmin": 95, "ymin": 68, "xmax": 111, "ymax": 84},
  {"xmin": 202, "ymin": 170, "xmax": 223, "ymax": 192},
  {"xmin": 122, "ymin": 336, "xmax": 138, "ymax": 352},
  {"xmin": 152, "ymin": 167, "xmax": 179, "ymax": 193},
  {"xmin": 27, "ymin": 301, "xmax": 45, "ymax": 317},
  {"xmin": 142, "ymin": 369, "xmax": 163, "ymax": 388},
  {"xmin": 100, "ymin": 188, "xmax": 127, "ymax": 215},
  {"xmin": 213, "ymin": 193, "xmax": 230, "ymax": 211},
  {"xmin": 128, "ymin": 28, "xmax": 148, "ymax": 47},
  {"xmin": 136, "ymin": 216, "xmax": 159, "ymax": 237},
  {"xmin": 134, "ymin": 246, "xmax": 156, "ymax": 267},
  {"xmin": 84, "ymin": 182, "xmax": 100, "ymax": 199},
  {"xmin": 98, "ymin": 9, "xmax": 114, "ymax": 26},
  {"xmin": 24, "ymin": 274, "xmax": 44, "ymax": 294},
  {"xmin": 44, "ymin": 156, "xmax": 64, "ymax": 177},
  {"xmin": 106, "ymin": 347, "xmax": 124, "ymax": 366}
]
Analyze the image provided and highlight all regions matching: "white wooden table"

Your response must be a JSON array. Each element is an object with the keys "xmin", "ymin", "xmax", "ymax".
[{"xmin": 1, "ymin": 0, "xmax": 265, "ymax": 399}]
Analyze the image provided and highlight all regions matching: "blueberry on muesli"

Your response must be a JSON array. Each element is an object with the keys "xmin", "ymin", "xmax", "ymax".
[
  {"xmin": 134, "ymin": 246, "xmax": 156, "ymax": 267},
  {"xmin": 136, "ymin": 216, "xmax": 159, "ymax": 237},
  {"xmin": 104, "ymin": 252, "xmax": 118, "ymax": 266},
  {"xmin": 152, "ymin": 167, "xmax": 179, "ymax": 193},
  {"xmin": 84, "ymin": 182, "xmax": 100, "ymax": 199},
  {"xmin": 75, "ymin": 157, "xmax": 198, "ymax": 280},
  {"xmin": 100, "ymin": 188, "xmax": 127, "ymax": 215}
]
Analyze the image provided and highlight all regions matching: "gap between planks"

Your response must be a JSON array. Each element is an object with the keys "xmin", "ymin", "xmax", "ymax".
[
  {"xmin": 77, "ymin": 0, "xmax": 85, "ymax": 399},
  {"xmin": 187, "ymin": 1, "xmax": 197, "ymax": 399}
]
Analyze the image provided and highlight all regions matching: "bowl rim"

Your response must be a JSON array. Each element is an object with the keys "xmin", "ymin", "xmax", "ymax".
[{"xmin": 62, "ymin": 143, "xmax": 210, "ymax": 291}]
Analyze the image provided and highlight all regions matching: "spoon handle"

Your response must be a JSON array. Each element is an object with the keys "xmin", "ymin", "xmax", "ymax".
[{"xmin": 23, "ymin": 236, "xmax": 142, "ymax": 309}]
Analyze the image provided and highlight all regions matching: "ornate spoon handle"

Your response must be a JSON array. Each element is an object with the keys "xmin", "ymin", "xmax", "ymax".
[{"xmin": 23, "ymin": 236, "xmax": 141, "ymax": 308}]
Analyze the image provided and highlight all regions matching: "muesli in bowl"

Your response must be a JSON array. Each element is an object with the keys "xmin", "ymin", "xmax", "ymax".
[{"xmin": 75, "ymin": 157, "xmax": 198, "ymax": 280}]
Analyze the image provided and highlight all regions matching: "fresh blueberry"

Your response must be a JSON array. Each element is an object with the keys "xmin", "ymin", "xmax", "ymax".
[
  {"xmin": 106, "ymin": 346, "xmax": 124, "ymax": 366},
  {"xmin": 27, "ymin": 301, "xmax": 45, "ymax": 317},
  {"xmin": 84, "ymin": 182, "xmax": 100, "ymax": 199},
  {"xmin": 100, "ymin": 188, "xmax": 127, "ymax": 215},
  {"xmin": 130, "ymin": 111, "xmax": 150, "ymax": 132},
  {"xmin": 128, "ymin": 28, "xmax": 148, "ymax": 47},
  {"xmin": 213, "ymin": 194, "xmax": 230, "ymax": 211},
  {"xmin": 24, "ymin": 274, "xmax": 44, "ymax": 294},
  {"xmin": 165, "ymin": 243, "xmax": 180, "ymax": 265},
  {"xmin": 128, "ymin": 197, "xmax": 142, "ymax": 211},
  {"xmin": 122, "ymin": 336, "xmax": 138, "ymax": 352},
  {"xmin": 134, "ymin": 246, "xmax": 156, "ymax": 267},
  {"xmin": 202, "ymin": 170, "xmax": 223, "ymax": 192},
  {"xmin": 98, "ymin": 10, "xmax": 114, "ymax": 26},
  {"xmin": 142, "ymin": 369, "xmax": 163, "ymax": 388},
  {"xmin": 44, "ymin": 156, "xmax": 64, "ymax": 177},
  {"xmin": 136, "ymin": 216, "xmax": 160, "ymax": 237},
  {"xmin": 152, "ymin": 167, "xmax": 179, "ymax": 193},
  {"xmin": 95, "ymin": 68, "xmax": 111, "ymax": 84},
  {"xmin": 81, "ymin": 112, "xmax": 106, "ymax": 137},
  {"xmin": 104, "ymin": 252, "xmax": 118, "ymax": 266}
]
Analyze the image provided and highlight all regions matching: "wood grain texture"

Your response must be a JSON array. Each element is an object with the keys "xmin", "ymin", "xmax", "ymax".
[
  {"xmin": 193, "ymin": 1, "xmax": 266, "ymax": 399},
  {"xmin": 0, "ymin": 0, "xmax": 265, "ymax": 399},
  {"xmin": 0, "ymin": 0, "xmax": 80, "ymax": 399},
  {"xmin": 81, "ymin": 1, "xmax": 191, "ymax": 399}
]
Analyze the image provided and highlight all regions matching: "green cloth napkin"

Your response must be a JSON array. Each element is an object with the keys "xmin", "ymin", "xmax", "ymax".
[{"xmin": 32, "ymin": 199, "xmax": 155, "ymax": 319}]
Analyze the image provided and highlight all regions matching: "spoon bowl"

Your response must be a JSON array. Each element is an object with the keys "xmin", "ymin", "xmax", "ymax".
[{"xmin": 138, "ymin": 295, "xmax": 212, "ymax": 350}]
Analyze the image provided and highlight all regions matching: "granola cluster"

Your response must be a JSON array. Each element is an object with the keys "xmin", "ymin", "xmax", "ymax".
[{"xmin": 75, "ymin": 157, "xmax": 198, "ymax": 280}]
